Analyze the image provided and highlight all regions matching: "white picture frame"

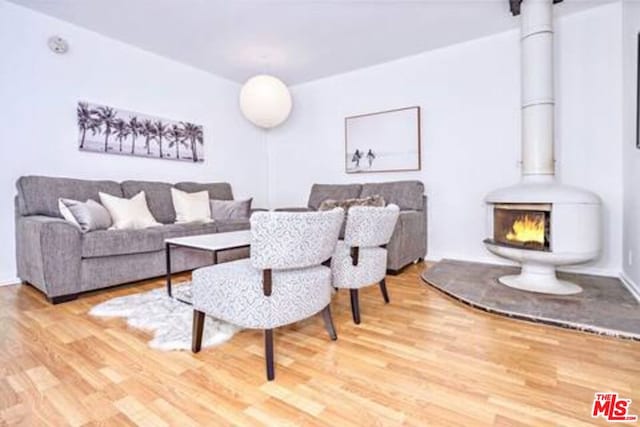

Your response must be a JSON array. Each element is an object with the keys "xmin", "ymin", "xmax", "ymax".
[{"xmin": 345, "ymin": 106, "xmax": 421, "ymax": 174}]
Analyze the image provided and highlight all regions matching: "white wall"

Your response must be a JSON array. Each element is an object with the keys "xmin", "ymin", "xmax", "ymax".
[
  {"xmin": 622, "ymin": 0, "xmax": 640, "ymax": 292},
  {"xmin": 0, "ymin": 1, "xmax": 627, "ymax": 284},
  {"xmin": 266, "ymin": 3, "xmax": 624, "ymax": 276},
  {"xmin": 0, "ymin": 1, "xmax": 267, "ymax": 284}
]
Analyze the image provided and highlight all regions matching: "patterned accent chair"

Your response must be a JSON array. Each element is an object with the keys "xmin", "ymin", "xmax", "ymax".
[
  {"xmin": 331, "ymin": 205, "xmax": 400, "ymax": 324},
  {"xmin": 191, "ymin": 208, "xmax": 345, "ymax": 381}
]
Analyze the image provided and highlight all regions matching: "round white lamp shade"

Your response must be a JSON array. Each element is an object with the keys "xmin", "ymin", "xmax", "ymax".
[{"xmin": 239, "ymin": 75, "xmax": 292, "ymax": 129}]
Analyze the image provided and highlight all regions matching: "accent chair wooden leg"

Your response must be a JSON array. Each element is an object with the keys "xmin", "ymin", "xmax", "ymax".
[
  {"xmin": 265, "ymin": 329, "xmax": 275, "ymax": 381},
  {"xmin": 192, "ymin": 310, "xmax": 205, "ymax": 353},
  {"xmin": 349, "ymin": 289, "xmax": 361, "ymax": 324},
  {"xmin": 379, "ymin": 278, "xmax": 390, "ymax": 304},
  {"xmin": 321, "ymin": 305, "xmax": 338, "ymax": 340}
]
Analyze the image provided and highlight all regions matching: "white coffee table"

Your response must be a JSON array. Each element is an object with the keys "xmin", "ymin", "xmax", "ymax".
[{"xmin": 165, "ymin": 230, "xmax": 251, "ymax": 298}]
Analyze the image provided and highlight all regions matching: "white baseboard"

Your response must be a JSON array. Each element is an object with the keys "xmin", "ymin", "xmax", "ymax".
[
  {"xmin": 620, "ymin": 272, "xmax": 640, "ymax": 302},
  {"xmin": 557, "ymin": 265, "xmax": 620, "ymax": 278},
  {"xmin": 0, "ymin": 277, "xmax": 20, "ymax": 287}
]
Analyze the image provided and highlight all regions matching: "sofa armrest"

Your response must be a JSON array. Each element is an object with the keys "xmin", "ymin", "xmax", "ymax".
[
  {"xmin": 273, "ymin": 207, "xmax": 314, "ymax": 212},
  {"xmin": 386, "ymin": 210, "xmax": 427, "ymax": 271},
  {"xmin": 16, "ymin": 216, "xmax": 82, "ymax": 298}
]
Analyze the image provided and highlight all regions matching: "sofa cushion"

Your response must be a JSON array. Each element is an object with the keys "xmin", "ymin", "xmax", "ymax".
[
  {"xmin": 175, "ymin": 182, "xmax": 234, "ymax": 201},
  {"xmin": 121, "ymin": 180, "xmax": 175, "ymax": 224},
  {"xmin": 82, "ymin": 227, "xmax": 164, "ymax": 258},
  {"xmin": 307, "ymin": 184, "xmax": 362, "ymax": 210},
  {"xmin": 157, "ymin": 222, "xmax": 218, "ymax": 240},
  {"xmin": 215, "ymin": 219, "xmax": 250, "ymax": 232},
  {"xmin": 82, "ymin": 222, "xmax": 221, "ymax": 258},
  {"xmin": 360, "ymin": 181, "xmax": 424, "ymax": 211},
  {"xmin": 17, "ymin": 176, "xmax": 123, "ymax": 218}
]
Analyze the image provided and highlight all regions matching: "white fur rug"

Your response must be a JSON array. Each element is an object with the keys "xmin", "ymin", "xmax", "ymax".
[{"xmin": 89, "ymin": 283, "xmax": 242, "ymax": 351}]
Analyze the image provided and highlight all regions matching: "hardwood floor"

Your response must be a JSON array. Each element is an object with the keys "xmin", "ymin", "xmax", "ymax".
[{"xmin": 0, "ymin": 262, "xmax": 638, "ymax": 426}]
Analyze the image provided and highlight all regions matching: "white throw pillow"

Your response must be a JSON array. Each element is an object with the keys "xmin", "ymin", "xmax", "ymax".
[
  {"xmin": 170, "ymin": 188, "xmax": 212, "ymax": 223},
  {"xmin": 99, "ymin": 191, "xmax": 161, "ymax": 230}
]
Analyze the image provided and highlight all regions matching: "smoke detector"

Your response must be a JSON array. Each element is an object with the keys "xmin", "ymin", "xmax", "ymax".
[{"xmin": 47, "ymin": 36, "xmax": 69, "ymax": 54}]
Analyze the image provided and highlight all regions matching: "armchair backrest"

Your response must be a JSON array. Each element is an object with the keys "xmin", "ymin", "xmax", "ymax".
[
  {"xmin": 250, "ymin": 208, "xmax": 344, "ymax": 270},
  {"xmin": 344, "ymin": 204, "xmax": 400, "ymax": 248}
]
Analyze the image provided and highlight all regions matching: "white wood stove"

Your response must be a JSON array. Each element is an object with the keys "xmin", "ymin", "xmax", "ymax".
[{"xmin": 484, "ymin": 0, "xmax": 601, "ymax": 295}]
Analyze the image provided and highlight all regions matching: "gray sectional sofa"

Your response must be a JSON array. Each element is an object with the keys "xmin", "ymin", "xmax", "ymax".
[
  {"xmin": 277, "ymin": 180, "xmax": 427, "ymax": 273},
  {"xmin": 15, "ymin": 176, "xmax": 426, "ymax": 303},
  {"xmin": 15, "ymin": 176, "xmax": 250, "ymax": 303}
]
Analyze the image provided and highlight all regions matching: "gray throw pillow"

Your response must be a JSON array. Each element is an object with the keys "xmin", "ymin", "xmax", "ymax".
[
  {"xmin": 58, "ymin": 198, "xmax": 113, "ymax": 232},
  {"xmin": 209, "ymin": 198, "xmax": 252, "ymax": 220},
  {"xmin": 318, "ymin": 195, "xmax": 386, "ymax": 211}
]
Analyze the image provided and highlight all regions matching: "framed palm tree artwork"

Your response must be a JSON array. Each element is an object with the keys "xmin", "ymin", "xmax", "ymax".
[{"xmin": 77, "ymin": 101, "xmax": 204, "ymax": 162}]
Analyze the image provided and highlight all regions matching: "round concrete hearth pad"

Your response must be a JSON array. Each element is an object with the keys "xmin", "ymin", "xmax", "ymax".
[{"xmin": 421, "ymin": 259, "xmax": 640, "ymax": 341}]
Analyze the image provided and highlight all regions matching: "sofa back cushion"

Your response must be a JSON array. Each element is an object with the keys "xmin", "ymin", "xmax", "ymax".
[
  {"xmin": 122, "ymin": 180, "xmax": 175, "ymax": 224},
  {"xmin": 175, "ymin": 182, "xmax": 234, "ymax": 201},
  {"xmin": 16, "ymin": 176, "xmax": 123, "ymax": 218},
  {"xmin": 360, "ymin": 180, "xmax": 424, "ymax": 211},
  {"xmin": 307, "ymin": 184, "xmax": 362, "ymax": 210}
]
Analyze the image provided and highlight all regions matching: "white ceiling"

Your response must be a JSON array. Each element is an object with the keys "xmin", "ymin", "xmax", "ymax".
[{"xmin": 9, "ymin": 0, "xmax": 614, "ymax": 85}]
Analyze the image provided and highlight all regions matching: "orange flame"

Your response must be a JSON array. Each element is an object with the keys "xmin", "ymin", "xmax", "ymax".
[{"xmin": 506, "ymin": 215, "xmax": 545, "ymax": 245}]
